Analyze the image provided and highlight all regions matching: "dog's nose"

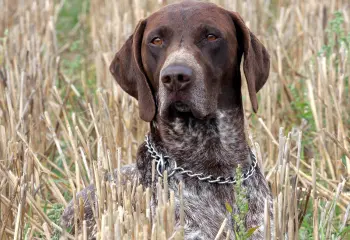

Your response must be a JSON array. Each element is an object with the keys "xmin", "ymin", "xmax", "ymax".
[{"xmin": 160, "ymin": 65, "xmax": 193, "ymax": 91}]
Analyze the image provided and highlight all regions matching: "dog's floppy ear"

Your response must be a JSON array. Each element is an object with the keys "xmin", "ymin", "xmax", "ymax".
[
  {"xmin": 110, "ymin": 20, "xmax": 155, "ymax": 122},
  {"xmin": 230, "ymin": 12, "xmax": 270, "ymax": 113}
]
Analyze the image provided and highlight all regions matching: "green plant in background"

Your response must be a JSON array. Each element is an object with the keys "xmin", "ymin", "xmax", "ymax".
[
  {"xmin": 289, "ymin": 79, "xmax": 316, "ymax": 145},
  {"xmin": 225, "ymin": 165, "xmax": 259, "ymax": 239},
  {"xmin": 23, "ymin": 223, "xmax": 31, "ymax": 240},
  {"xmin": 318, "ymin": 11, "xmax": 350, "ymax": 105},
  {"xmin": 318, "ymin": 11, "xmax": 350, "ymax": 58},
  {"xmin": 56, "ymin": 0, "xmax": 95, "ymax": 96},
  {"xmin": 0, "ymin": 29, "xmax": 8, "ymax": 65},
  {"xmin": 23, "ymin": 204, "xmax": 64, "ymax": 239},
  {"xmin": 289, "ymin": 10, "xmax": 350, "ymax": 160},
  {"xmin": 47, "ymin": 203, "xmax": 65, "ymax": 240},
  {"xmin": 318, "ymin": 199, "xmax": 350, "ymax": 240},
  {"xmin": 299, "ymin": 187, "xmax": 350, "ymax": 239},
  {"xmin": 322, "ymin": 11, "xmax": 350, "ymax": 126},
  {"xmin": 319, "ymin": 10, "xmax": 350, "ymax": 105}
]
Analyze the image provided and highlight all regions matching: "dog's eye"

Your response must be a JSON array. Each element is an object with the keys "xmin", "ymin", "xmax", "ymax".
[
  {"xmin": 151, "ymin": 37, "xmax": 163, "ymax": 46},
  {"xmin": 207, "ymin": 34, "xmax": 217, "ymax": 42}
]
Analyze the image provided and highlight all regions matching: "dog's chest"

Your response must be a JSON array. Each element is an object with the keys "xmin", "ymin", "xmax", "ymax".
[
  {"xmin": 148, "ymin": 171, "xmax": 270, "ymax": 240},
  {"xmin": 151, "ymin": 179, "xmax": 233, "ymax": 239},
  {"xmin": 138, "ymin": 110, "xmax": 272, "ymax": 239},
  {"xmin": 179, "ymin": 183, "xmax": 233, "ymax": 238}
]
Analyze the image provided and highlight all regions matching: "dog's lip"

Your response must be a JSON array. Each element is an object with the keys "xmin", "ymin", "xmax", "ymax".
[
  {"xmin": 169, "ymin": 101, "xmax": 210, "ymax": 120},
  {"xmin": 165, "ymin": 94, "xmax": 212, "ymax": 120},
  {"xmin": 173, "ymin": 101, "xmax": 191, "ymax": 112}
]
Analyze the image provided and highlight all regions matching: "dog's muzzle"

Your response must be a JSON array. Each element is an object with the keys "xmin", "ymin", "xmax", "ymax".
[{"xmin": 158, "ymin": 48, "xmax": 213, "ymax": 119}]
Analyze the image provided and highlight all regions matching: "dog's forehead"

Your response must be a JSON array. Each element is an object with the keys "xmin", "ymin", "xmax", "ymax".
[
  {"xmin": 159, "ymin": 1, "xmax": 219, "ymax": 15},
  {"xmin": 145, "ymin": 2, "xmax": 231, "ymax": 33}
]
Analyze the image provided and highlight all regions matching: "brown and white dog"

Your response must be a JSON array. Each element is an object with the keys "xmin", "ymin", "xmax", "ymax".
[{"xmin": 61, "ymin": 1, "xmax": 273, "ymax": 239}]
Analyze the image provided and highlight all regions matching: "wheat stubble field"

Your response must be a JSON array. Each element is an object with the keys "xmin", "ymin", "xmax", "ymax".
[{"xmin": 0, "ymin": 0, "xmax": 349, "ymax": 239}]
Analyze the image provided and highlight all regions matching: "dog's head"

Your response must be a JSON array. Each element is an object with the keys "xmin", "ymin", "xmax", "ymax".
[{"xmin": 110, "ymin": 1, "xmax": 269, "ymax": 122}]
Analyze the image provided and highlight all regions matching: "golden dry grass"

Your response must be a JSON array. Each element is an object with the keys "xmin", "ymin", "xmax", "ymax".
[{"xmin": 0, "ymin": 0, "xmax": 349, "ymax": 239}]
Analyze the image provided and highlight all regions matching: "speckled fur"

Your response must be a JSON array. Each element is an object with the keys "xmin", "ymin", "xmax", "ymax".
[
  {"xmin": 61, "ymin": 109, "xmax": 273, "ymax": 239},
  {"xmin": 137, "ymin": 109, "xmax": 273, "ymax": 239}
]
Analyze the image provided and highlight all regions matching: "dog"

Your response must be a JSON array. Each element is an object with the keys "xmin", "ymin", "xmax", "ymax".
[{"xmin": 61, "ymin": 1, "xmax": 273, "ymax": 239}]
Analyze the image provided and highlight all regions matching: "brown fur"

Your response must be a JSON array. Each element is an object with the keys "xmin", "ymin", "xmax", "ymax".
[{"xmin": 61, "ymin": 1, "xmax": 273, "ymax": 239}]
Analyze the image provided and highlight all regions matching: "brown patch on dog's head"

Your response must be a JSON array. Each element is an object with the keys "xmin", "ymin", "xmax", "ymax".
[{"xmin": 110, "ymin": 1, "xmax": 269, "ymax": 122}]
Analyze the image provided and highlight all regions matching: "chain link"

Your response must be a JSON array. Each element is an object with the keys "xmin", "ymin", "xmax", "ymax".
[{"xmin": 145, "ymin": 135, "xmax": 258, "ymax": 185}]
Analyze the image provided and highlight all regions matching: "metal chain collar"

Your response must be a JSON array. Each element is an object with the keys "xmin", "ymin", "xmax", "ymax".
[{"xmin": 145, "ymin": 135, "xmax": 258, "ymax": 185}]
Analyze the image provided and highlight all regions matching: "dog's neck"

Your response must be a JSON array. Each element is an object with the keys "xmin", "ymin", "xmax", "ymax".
[{"xmin": 150, "ymin": 107, "xmax": 250, "ymax": 175}]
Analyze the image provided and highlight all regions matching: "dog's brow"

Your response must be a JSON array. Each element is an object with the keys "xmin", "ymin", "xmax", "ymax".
[
  {"xmin": 196, "ymin": 24, "xmax": 222, "ymax": 34},
  {"xmin": 146, "ymin": 25, "xmax": 173, "ymax": 39}
]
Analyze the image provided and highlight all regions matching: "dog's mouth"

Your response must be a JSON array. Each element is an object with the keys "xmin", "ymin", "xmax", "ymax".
[
  {"xmin": 173, "ymin": 101, "xmax": 191, "ymax": 112},
  {"xmin": 167, "ymin": 101, "xmax": 193, "ymax": 119},
  {"xmin": 166, "ymin": 101, "xmax": 211, "ymax": 120},
  {"xmin": 159, "ymin": 92, "xmax": 214, "ymax": 120}
]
